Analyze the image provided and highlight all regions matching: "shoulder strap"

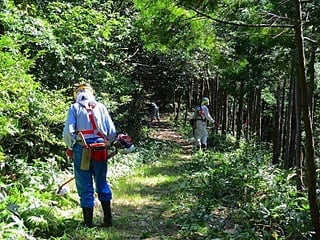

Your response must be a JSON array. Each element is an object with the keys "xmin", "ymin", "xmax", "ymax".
[
  {"xmin": 78, "ymin": 103, "xmax": 104, "ymax": 139},
  {"xmin": 86, "ymin": 105, "xmax": 98, "ymax": 131},
  {"xmin": 199, "ymin": 105, "xmax": 205, "ymax": 120}
]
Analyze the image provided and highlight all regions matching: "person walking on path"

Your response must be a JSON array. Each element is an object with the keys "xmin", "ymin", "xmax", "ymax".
[
  {"xmin": 192, "ymin": 97, "xmax": 216, "ymax": 150},
  {"xmin": 149, "ymin": 102, "xmax": 160, "ymax": 122},
  {"xmin": 63, "ymin": 83, "xmax": 116, "ymax": 228}
]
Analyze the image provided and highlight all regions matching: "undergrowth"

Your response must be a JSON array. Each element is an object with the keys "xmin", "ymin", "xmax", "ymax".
[
  {"xmin": 0, "ymin": 124, "xmax": 315, "ymax": 239},
  {"xmin": 170, "ymin": 143, "xmax": 313, "ymax": 239}
]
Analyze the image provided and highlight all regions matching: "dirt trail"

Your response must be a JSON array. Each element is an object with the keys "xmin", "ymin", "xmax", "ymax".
[
  {"xmin": 111, "ymin": 115, "xmax": 195, "ymax": 239},
  {"xmin": 148, "ymin": 117, "xmax": 194, "ymax": 154}
]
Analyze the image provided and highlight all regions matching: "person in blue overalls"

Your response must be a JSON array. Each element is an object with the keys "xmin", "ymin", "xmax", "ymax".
[
  {"xmin": 193, "ymin": 97, "xmax": 216, "ymax": 150},
  {"xmin": 63, "ymin": 83, "xmax": 116, "ymax": 228}
]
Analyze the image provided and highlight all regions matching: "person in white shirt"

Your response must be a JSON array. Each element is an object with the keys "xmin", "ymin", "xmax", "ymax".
[
  {"xmin": 192, "ymin": 97, "xmax": 215, "ymax": 150},
  {"xmin": 149, "ymin": 102, "xmax": 160, "ymax": 122}
]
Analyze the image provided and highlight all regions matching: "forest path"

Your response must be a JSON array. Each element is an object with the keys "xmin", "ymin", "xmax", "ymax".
[
  {"xmin": 110, "ymin": 114, "xmax": 195, "ymax": 239},
  {"xmin": 148, "ymin": 114, "xmax": 194, "ymax": 154}
]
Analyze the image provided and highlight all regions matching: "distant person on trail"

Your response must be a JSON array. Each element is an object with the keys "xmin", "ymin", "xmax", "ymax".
[
  {"xmin": 63, "ymin": 83, "xmax": 116, "ymax": 228},
  {"xmin": 149, "ymin": 102, "xmax": 160, "ymax": 122},
  {"xmin": 192, "ymin": 97, "xmax": 217, "ymax": 150}
]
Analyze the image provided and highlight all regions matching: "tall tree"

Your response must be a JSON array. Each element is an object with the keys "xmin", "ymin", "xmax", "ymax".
[{"xmin": 293, "ymin": 0, "xmax": 320, "ymax": 237}]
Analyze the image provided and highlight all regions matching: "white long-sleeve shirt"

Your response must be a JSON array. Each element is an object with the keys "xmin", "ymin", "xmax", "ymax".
[{"xmin": 63, "ymin": 94, "xmax": 116, "ymax": 150}]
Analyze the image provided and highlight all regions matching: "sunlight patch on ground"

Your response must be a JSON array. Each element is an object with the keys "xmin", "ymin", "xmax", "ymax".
[
  {"xmin": 132, "ymin": 175, "xmax": 173, "ymax": 187},
  {"xmin": 59, "ymin": 207, "xmax": 81, "ymax": 218},
  {"xmin": 175, "ymin": 153, "xmax": 192, "ymax": 160},
  {"xmin": 114, "ymin": 195, "xmax": 161, "ymax": 208},
  {"xmin": 113, "ymin": 173, "xmax": 174, "ymax": 212}
]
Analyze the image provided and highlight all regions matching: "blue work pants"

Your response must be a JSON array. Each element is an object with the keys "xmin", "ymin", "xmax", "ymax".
[{"xmin": 73, "ymin": 141, "xmax": 112, "ymax": 208}]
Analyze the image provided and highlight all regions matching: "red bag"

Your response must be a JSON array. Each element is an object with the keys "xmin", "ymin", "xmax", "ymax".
[{"xmin": 89, "ymin": 143, "xmax": 107, "ymax": 162}]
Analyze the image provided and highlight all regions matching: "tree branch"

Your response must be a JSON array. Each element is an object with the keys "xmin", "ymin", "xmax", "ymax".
[
  {"xmin": 304, "ymin": 37, "xmax": 317, "ymax": 44},
  {"xmin": 188, "ymin": 6, "xmax": 294, "ymax": 29}
]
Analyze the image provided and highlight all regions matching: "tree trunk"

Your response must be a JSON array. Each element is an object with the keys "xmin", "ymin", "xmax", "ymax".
[
  {"xmin": 307, "ymin": 26, "xmax": 317, "ymax": 122},
  {"xmin": 231, "ymin": 98, "xmax": 236, "ymax": 135},
  {"xmin": 272, "ymin": 82, "xmax": 281, "ymax": 164},
  {"xmin": 255, "ymin": 87, "xmax": 262, "ymax": 141},
  {"xmin": 221, "ymin": 90, "xmax": 228, "ymax": 135},
  {"xmin": 236, "ymin": 82, "xmax": 244, "ymax": 141},
  {"xmin": 294, "ymin": 69, "xmax": 304, "ymax": 192},
  {"xmin": 293, "ymin": 0, "xmax": 320, "ymax": 237},
  {"xmin": 246, "ymin": 91, "xmax": 254, "ymax": 140},
  {"xmin": 279, "ymin": 77, "xmax": 285, "ymax": 164},
  {"xmin": 283, "ymin": 74, "xmax": 293, "ymax": 169},
  {"xmin": 213, "ymin": 76, "xmax": 220, "ymax": 130}
]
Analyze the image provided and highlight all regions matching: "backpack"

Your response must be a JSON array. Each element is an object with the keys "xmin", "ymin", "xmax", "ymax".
[
  {"xmin": 189, "ymin": 118, "xmax": 195, "ymax": 127},
  {"xmin": 189, "ymin": 105, "xmax": 204, "ymax": 128},
  {"xmin": 148, "ymin": 103, "xmax": 156, "ymax": 112},
  {"xmin": 194, "ymin": 105, "xmax": 205, "ymax": 119}
]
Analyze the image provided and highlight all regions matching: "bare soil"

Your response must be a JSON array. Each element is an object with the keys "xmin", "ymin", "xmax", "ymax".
[{"xmin": 148, "ymin": 117, "xmax": 194, "ymax": 154}]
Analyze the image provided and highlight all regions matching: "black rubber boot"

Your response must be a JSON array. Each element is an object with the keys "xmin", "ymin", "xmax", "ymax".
[
  {"xmin": 101, "ymin": 201, "xmax": 112, "ymax": 227},
  {"xmin": 82, "ymin": 207, "xmax": 93, "ymax": 228},
  {"xmin": 201, "ymin": 144, "xmax": 207, "ymax": 150}
]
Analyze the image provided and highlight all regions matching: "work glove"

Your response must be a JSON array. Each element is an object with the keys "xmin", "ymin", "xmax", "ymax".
[
  {"xmin": 66, "ymin": 149, "xmax": 73, "ymax": 159},
  {"xmin": 214, "ymin": 121, "xmax": 219, "ymax": 128}
]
